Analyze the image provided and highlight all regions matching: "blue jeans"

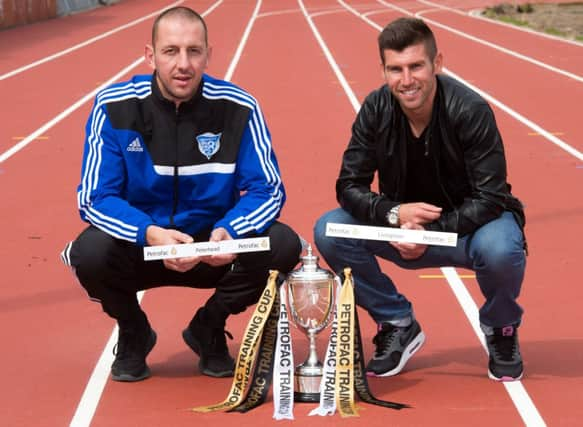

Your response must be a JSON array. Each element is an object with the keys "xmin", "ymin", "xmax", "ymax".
[{"xmin": 314, "ymin": 208, "xmax": 525, "ymax": 328}]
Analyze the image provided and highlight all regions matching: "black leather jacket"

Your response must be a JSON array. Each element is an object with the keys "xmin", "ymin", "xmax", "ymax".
[{"xmin": 336, "ymin": 74, "xmax": 525, "ymax": 237}]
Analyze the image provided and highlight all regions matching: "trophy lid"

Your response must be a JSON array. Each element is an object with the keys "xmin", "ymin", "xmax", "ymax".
[{"xmin": 288, "ymin": 244, "xmax": 334, "ymax": 282}]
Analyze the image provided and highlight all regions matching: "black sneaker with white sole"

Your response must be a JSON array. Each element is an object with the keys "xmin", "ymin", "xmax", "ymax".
[
  {"xmin": 365, "ymin": 320, "xmax": 425, "ymax": 377},
  {"xmin": 486, "ymin": 325, "xmax": 523, "ymax": 381}
]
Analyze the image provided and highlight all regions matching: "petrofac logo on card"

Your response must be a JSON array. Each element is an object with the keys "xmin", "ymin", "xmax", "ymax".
[
  {"xmin": 325, "ymin": 223, "xmax": 458, "ymax": 247},
  {"xmin": 143, "ymin": 248, "xmax": 172, "ymax": 259},
  {"xmin": 143, "ymin": 237, "xmax": 271, "ymax": 261},
  {"xmin": 236, "ymin": 239, "xmax": 269, "ymax": 251},
  {"xmin": 421, "ymin": 232, "xmax": 457, "ymax": 246},
  {"xmin": 326, "ymin": 223, "xmax": 352, "ymax": 236}
]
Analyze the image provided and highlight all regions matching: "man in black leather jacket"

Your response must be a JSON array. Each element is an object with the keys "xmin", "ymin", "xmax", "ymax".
[{"xmin": 314, "ymin": 17, "xmax": 526, "ymax": 382}]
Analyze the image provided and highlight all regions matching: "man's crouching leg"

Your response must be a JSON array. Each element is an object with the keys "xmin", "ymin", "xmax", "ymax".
[
  {"xmin": 183, "ymin": 222, "xmax": 302, "ymax": 378},
  {"xmin": 65, "ymin": 226, "xmax": 156, "ymax": 382},
  {"xmin": 470, "ymin": 212, "xmax": 526, "ymax": 381}
]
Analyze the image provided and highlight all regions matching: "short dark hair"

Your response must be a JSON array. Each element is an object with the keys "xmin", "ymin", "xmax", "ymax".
[
  {"xmin": 152, "ymin": 6, "xmax": 208, "ymax": 47},
  {"xmin": 377, "ymin": 17, "xmax": 437, "ymax": 64}
]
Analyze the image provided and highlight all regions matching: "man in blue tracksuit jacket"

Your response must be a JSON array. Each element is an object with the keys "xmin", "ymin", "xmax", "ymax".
[{"xmin": 61, "ymin": 6, "xmax": 301, "ymax": 382}]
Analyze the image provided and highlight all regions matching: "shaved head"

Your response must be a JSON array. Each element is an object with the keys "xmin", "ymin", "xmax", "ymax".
[{"xmin": 152, "ymin": 6, "xmax": 208, "ymax": 47}]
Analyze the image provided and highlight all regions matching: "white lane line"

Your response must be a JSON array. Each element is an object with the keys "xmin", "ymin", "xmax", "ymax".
[
  {"xmin": 69, "ymin": 291, "xmax": 144, "ymax": 427},
  {"xmin": 418, "ymin": 0, "xmax": 583, "ymax": 47},
  {"xmin": 297, "ymin": 1, "xmax": 360, "ymax": 112},
  {"xmin": 67, "ymin": 2, "xmax": 238, "ymax": 426},
  {"xmin": 444, "ymin": 68, "xmax": 583, "ymax": 161},
  {"xmin": 300, "ymin": 1, "xmax": 547, "ymax": 425},
  {"xmin": 338, "ymin": 0, "xmax": 583, "ymax": 161},
  {"xmin": 0, "ymin": 57, "xmax": 144, "ymax": 164},
  {"xmin": 442, "ymin": 268, "xmax": 546, "ymax": 427},
  {"xmin": 224, "ymin": 0, "xmax": 262, "ymax": 82},
  {"xmin": 0, "ymin": 0, "xmax": 185, "ymax": 81},
  {"xmin": 374, "ymin": 0, "xmax": 583, "ymax": 83}
]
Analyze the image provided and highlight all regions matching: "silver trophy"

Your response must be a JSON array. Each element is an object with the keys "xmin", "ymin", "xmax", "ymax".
[{"xmin": 286, "ymin": 245, "xmax": 336, "ymax": 403}]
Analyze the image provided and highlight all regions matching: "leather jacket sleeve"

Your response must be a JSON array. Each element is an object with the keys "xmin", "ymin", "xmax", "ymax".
[
  {"xmin": 426, "ymin": 100, "xmax": 513, "ymax": 235},
  {"xmin": 336, "ymin": 89, "xmax": 395, "ymax": 225}
]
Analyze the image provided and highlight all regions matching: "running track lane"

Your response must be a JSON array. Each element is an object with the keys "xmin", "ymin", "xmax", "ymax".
[
  {"xmin": 308, "ymin": 0, "xmax": 582, "ymax": 424},
  {"xmin": 304, "ymin": 0, "xmax": 539, "ymax": 424},
  {"xmin": 415, "ymin": 0, "xmax": 583, "ymax": 75},
  {"xmin": 0, "ymin": 1, "xmax": 252, "ymax": 426}
]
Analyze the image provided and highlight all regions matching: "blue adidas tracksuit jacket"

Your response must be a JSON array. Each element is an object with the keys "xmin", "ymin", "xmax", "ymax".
[{"xmin": 77, "ymin": 73, "xmax": 285, "ymax": 246}]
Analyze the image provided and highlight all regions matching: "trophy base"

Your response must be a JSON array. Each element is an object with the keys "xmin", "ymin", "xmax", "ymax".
[
  {"xmin": 294, "ymin": 391, "xmax": 320, "ymax": 403},
  {"xmin": 295, "ymin": 369, "xmax": 323, "ymax": 403}
]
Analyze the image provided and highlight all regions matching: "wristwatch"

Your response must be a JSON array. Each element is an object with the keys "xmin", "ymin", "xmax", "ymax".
[{"xmin": 387, "ymin": 205, "xmax": 400, "ymax": 227}]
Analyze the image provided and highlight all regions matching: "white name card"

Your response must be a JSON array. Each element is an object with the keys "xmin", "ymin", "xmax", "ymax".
[
  {"xmin": 325, "ymin": 223, "xmax": 457, "ymax": 247},
  {"xmin": 144, "ymin": 237, "xmax": 270, "ymax": 261}
]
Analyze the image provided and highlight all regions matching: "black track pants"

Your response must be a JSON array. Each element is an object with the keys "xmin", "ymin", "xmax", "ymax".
[{"xmin": 65, "ymin": 222, "xmax": 302, "ymax": 323}]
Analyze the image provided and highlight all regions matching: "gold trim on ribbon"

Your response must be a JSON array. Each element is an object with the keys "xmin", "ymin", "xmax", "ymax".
[{"xmin": 335, "ymin": 268, "xmax": 359, "ymax": 417}]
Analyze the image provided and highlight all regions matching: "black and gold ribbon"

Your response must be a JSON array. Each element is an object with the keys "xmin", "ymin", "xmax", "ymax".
[
  {"xmin": 341, "ymin": 268, "xmax": 410, "ymax": 412},
  {"xmin": 229, "ymin": 289, "xmax": 280, "ymax": 413},
  {"xmin": 335, "ymin": 268, "xmax": 359, "ymax": 417},
  {"xmin": 191, "ymin": 270, "xmax": 279, "ymax": 413}
]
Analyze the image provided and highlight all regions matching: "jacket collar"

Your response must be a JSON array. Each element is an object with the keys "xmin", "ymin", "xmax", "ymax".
[
  {"xmin": 150, "ymin": 72, "xmax": 204, "ymax": 113},
  {"xmin": 383, "ymin": 77, "xmax": 442, "ymax": 157}
]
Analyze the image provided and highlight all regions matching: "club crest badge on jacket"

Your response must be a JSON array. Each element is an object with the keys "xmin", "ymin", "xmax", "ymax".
[{"xmin": 196, "ymin": 132, "xmax": 221, "ymax": 159}]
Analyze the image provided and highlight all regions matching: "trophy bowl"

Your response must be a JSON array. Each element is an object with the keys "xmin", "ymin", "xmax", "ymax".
[{"xmin": 286, "ymin": 245, "xmax": 335, "ymax": 403}]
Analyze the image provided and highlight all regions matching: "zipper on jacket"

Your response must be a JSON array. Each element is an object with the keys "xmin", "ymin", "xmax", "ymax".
[{"xmin": 169, "ymin": 106, "xmax": 180, "ymax": 226}]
